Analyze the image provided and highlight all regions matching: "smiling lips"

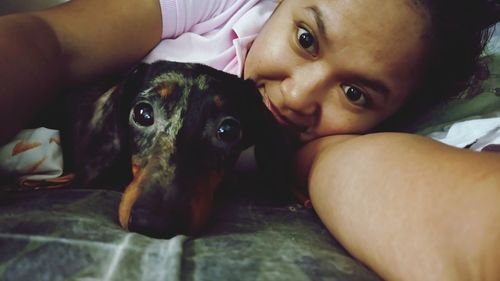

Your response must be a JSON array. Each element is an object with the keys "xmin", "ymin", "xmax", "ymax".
[{"xmin": 262, "ymin": 94, "xmax": 307, "ymax": 134}]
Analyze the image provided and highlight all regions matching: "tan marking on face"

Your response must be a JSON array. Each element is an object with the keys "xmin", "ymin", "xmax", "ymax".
[
  {"xmin": 156, "ymin": 83, "xmax": 175, "ymax": 98},
  {"xmin": 131, "ymin": 163, "xmax": 140, "ymax": 178},
  {"xmin": 189, "ymin": 170, "xmax": 225, "ymax": 234},
  {"xmin": 118, "ymin": 167, "xmax": 145, "ymax": 230},
  {"xmin": 213, "ymin": 95, "xmax": 224, "ymax": 108}
]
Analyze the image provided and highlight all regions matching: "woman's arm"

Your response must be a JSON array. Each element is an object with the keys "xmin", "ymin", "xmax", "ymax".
[
  {"xmin": 0, "ymin": 0, "xmax": 162, "ymax": 144},
  {"xmin": 296, "ymin": 133, "xmax": 500, "ymax": 281}
]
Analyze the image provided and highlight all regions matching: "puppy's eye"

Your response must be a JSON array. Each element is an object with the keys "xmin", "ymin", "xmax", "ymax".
[
  {"xmin": 217, "ymin": 117, "xmax": 242, "ymax": 143},
  {"xmin": 133, "ymin": 102, "xmax": 154, "ymax": 126}
]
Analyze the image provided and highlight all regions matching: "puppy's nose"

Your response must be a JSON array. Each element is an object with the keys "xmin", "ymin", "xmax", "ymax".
[{"xmin": 128, "ymin": 207, "xmax": 189, "ymax": 239}]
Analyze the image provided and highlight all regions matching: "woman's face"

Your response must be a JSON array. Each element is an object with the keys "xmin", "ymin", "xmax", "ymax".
[{"xmin": 244, "ymin": 0, "xmax": 432, "ymax": 142}]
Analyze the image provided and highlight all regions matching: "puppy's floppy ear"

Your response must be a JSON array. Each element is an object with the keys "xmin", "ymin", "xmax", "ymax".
[
  {"xmin": 72, "ymin": 63, "xmax": 151, "ymax": 187},
  {"xmin": 238, "ymin": 78, "xmax": 296, "ymax": 201}
]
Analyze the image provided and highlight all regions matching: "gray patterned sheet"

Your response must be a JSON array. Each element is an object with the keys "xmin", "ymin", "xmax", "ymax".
[{"xmin": 0, "ymin": 174, "xmax": 382, "ymax": 281}]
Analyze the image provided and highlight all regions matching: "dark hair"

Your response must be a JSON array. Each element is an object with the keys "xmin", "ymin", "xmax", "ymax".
[{"xmin": 375, "ymin": 0, "xmax": 499, "ymax": 132}]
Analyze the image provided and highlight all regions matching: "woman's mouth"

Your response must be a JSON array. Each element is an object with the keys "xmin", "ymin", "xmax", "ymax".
[{"xmin": 262, "ymin": 95, "xmax": 307, "ymax": 134}]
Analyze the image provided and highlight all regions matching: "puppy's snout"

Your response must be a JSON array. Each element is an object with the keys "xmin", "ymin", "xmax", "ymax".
[
  {"xmin": 119, "ymin": 146, "xmax": 225, "ymax": 238},
  {"xmin": 128, "ymin": 206, "xmax": 189, "ymax": 239},
  {"xmin": 124, "ymin": 190, "xmax": 216, "ymax": 238}
]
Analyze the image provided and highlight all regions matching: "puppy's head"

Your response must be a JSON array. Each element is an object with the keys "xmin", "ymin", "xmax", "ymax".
[{"xmin": 101, "ymin": 61, "xmax": 271, "ymax": 238}]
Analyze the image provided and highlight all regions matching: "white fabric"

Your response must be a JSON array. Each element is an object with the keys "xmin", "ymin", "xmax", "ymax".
[
  {"xmin": 0, "ymin": 127, "xmax": 63, "ymax": 180},
  {"xmin": 428, "ymin": 116, "xmax": 500, "ymax": 151}
]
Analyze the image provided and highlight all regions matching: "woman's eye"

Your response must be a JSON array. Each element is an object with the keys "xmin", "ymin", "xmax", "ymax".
[
  {"xmin": 132, "ymin": 102, "xmax": 155, "ymax": 126},
  {"xmin": 296, "ymin": 26, "xmax": 318, "ymax": 54},
  {"xmin": 342, "ymin": 85, "xmax": 368, "ymax": 106}
]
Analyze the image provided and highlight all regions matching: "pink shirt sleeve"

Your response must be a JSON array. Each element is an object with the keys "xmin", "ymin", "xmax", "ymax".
[
  {"xmin": 159, "ymin": 0, "xmax": 245, "ymax": 38},
  {"xmin": 145, "ymin": 0, "xmax": 275, "ymax": 76}
]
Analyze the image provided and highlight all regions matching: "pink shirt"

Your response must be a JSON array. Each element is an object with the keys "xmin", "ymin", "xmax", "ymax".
[{"xmin": 143, "ymin": 0, "xmax": 278, "ymax": 77}]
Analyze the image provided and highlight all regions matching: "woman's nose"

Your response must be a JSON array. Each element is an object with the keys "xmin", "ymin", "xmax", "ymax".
[{"xmin": 280, "ymin": 76, "xmax": 320, "ymax": 116}]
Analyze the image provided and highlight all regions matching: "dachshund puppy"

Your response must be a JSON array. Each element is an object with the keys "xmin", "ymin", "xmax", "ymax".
[{"xmin": 62, "ymin": 61, "xmax": 278, "ymax": 238}]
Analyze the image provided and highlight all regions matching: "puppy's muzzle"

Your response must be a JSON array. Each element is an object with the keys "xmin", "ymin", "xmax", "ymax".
[
  {"xmin": 118, "ymin": 134, "xmax": 224, "ymax": 238},
  {"xmin": 119, "ymin": 172, "xmax": 223, "ymax": 238}
]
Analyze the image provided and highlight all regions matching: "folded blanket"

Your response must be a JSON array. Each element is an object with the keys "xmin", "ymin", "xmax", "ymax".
[{"xmin": 0, "ymin": 127, "xmax": 70, "ymax": 189}]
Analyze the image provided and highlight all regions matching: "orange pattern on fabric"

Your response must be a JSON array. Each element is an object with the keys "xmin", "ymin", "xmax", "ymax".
[
  {"xmin": 49, "ymin": 137, "xmax": 60, "ymax": 145},
  {"xmin": 27, "ymin": 156, "xmax": 48, "ymax": 173},
  {"xmin": 12, "ymin": 142, "xmax": 42, "ymax": 156},
  {"xmin": 18, "ymin": 174, "xmax": 75, "ymax": 190}
]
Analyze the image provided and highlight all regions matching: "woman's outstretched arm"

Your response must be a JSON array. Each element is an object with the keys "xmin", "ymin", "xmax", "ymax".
[
  {"xmin": 0, "ymin": 0, "xmax": 162, "ymax": 144},
  {"xmin": 296, "ymin": 133, "xmax": 500, "ymax": 281}
]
